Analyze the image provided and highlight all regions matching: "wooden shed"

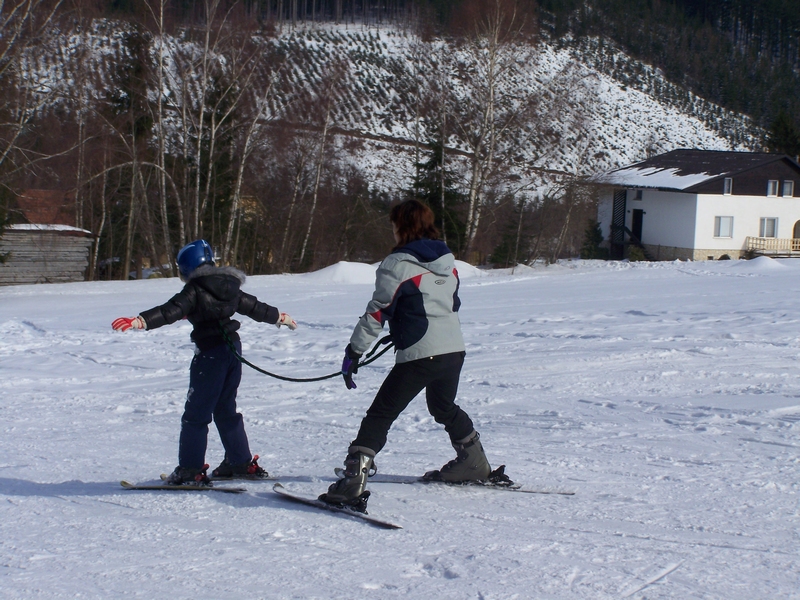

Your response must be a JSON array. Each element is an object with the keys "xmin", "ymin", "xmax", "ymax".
[
  {"xmin": 0, "ymin": 190, "xmax": 94, "ymax": 285},
  {"xmin": 0, "ymin": 225, "xmax": 94, "ymax": 285}
]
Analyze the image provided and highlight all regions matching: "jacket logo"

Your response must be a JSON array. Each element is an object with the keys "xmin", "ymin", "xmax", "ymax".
[{"xmin": 434, "ymin": 279, "xmax": 446, "ymax": 285}]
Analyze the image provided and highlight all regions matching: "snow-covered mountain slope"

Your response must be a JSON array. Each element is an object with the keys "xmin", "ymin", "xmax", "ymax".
[
  {"xmin": 28, "ymin": 21, "xmax": 762, "ymax": 195},
  {"xmin": 267, "ymin": 25, "xmax": 761, "ymax": 191}
]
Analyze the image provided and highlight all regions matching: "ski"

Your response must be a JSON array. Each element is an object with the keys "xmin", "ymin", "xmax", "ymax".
[
  {"xmin": 272, "ymin": 483, "xmax": 403, "ymax": 529},
  {"xmin": 396, "ymin": 476, "xmax": 574, "ymax": 495},
  {"xmin": 120, "ymin": 480, "xmax": 246, "ymax": 494},
  {"xmin": 160, "ymin": 473, "xmax": 275, "ymax": 482},
  {"xmin": 336, "ymin": 465, "xmax": 575, "ymax": 496}
]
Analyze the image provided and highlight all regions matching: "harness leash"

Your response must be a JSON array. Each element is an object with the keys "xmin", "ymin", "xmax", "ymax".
[{"xmin": 219, "ymin": 322, "xmax": 394, "ymax": 382}]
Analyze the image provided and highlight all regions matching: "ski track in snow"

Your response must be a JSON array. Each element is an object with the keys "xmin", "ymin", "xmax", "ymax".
[{"xmin": 0, "ymin": 258, "xmax": 798, "ymax": 598}]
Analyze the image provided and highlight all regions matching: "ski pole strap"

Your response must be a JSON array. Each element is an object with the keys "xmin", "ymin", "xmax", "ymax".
[{"xmin": 218, "ymin": 321, "xmax": 393, "ymax": 383}]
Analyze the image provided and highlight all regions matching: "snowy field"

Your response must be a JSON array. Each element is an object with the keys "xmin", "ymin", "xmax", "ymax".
[{"xmin": 1, "ymin": 257, "xmax": 798, "ymax": 599}]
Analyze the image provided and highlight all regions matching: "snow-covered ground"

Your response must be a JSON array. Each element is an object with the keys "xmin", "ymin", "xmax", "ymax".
[{"xmin": 1, "ymin": 257, "xmax": 798, "ymax": 599}]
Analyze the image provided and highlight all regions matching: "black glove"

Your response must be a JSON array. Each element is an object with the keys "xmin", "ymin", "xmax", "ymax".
[{"xmin": 341, "ymin": 344, "xmax": 362, "ymax": 390}]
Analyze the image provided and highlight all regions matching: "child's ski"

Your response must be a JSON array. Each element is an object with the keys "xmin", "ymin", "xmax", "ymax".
[
  {"xmin": 120, "ymin": 480, "xmax": 246, "ymax": 493},
  {"xmin": 272, "ymin": 483, "xmax": 402, "ymax": 529},
  {"xmin": 159, "ymin": 473, "xmax": 274, "ymax": 482}
]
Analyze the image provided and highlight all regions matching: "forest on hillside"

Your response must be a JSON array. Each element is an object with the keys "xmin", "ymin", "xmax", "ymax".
[
  {"xmin": 108, "ymin": 0, "xmax": 799, "ymax": 141},
  {"xmin": 0, "ymin": 0, "xmax": 791, "ymax": 281},
  {"xmin": 541, "ymin": 0, "xmax": 800, "ymax": 155}
]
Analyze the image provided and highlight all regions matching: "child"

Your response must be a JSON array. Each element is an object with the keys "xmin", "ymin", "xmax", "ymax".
[{"xmin": 112, "ymin": 239, "xmax": 297, "ymax": 485}]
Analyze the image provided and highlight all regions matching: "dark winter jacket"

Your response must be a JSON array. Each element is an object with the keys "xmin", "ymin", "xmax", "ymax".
[
  {"xmin": 349, "ymin": 238, "xmax": 465, "ymax": 363},
  {"xmin": 139, "ymin": 265, "xmax": 279, "ymax": 351}
]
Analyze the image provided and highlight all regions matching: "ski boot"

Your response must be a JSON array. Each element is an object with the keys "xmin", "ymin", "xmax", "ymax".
[
  {"xmin": 318, "ymin": 446, "xmax": 376, "ymax": 513},
  {"xmin": 424, "ymin": 430, "xmax": 491, "ymax": 482},
  {"xmin": 165, "ymin": 464, "xmax": 212, "ymax": 486},
  {"xmin": 211, "ymin": 454, "xmax": 269, "ymax": 479}
]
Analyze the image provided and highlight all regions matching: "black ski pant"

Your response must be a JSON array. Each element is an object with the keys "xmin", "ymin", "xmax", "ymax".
[
  {"xmin": 179, "ymin": 341, "xmax": 251, "ymax": 469},
  {"xmin": 351, "ymin": 351, "xmax": 474, "ymax": 454}
]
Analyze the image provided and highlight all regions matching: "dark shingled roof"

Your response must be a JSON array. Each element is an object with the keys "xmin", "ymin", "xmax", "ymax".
[
  {"xmin": 596, "ymin": 149, "xmax": 800, "ymax": 191},
  {"xmin": 622, "ymin": 149, "xmax": 779, "ymax": 176}
]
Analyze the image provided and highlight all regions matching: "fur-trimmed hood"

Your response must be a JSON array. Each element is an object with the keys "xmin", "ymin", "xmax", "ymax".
[
  {"xmin": 184, "ymin": 264, "xmax": 246, "ymax": 284},
  {"xmin": 185, "ymin": 264, "xmax": 247, "ymax": 304}
]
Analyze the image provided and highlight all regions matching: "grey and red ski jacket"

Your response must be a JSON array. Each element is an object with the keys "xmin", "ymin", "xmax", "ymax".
[
  {"xmin": 349, "ymin": 239, "xmax": 465, "ymax": 363},
  {"xmin": 139, "ymin": 265, "xmax": 279, "ymax": 351}
]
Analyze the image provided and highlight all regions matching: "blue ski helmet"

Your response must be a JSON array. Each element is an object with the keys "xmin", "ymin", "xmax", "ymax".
[{"xmin": 177, "ymin": 239, "xmax": 214, "ymax": 277}]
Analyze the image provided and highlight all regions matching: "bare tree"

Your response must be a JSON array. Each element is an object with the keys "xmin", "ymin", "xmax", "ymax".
[
  {"xmin": 144, "ymin": 0, "xmax": 176, "ymax": 274},
  {"xmin": 274, "ymin": 130, "xmax": 314, "ymax": 271},
  {"xmin": 297, "ymin": 66, "xmax": 343, "ymax": 268},
  {"xmin": 448, "ymin": 0, "xmax": 540, "ymax": 259},
  {"xmin": 0, "ymin": 0, "xmax": 63, "ymax": 175},
  {"xmin": 221, "ymin": 63, "xmax": 283, "ymax": 264},
  {"xmin": 169, "ymin": 0, "xmax": 268, "ymax": 246}
]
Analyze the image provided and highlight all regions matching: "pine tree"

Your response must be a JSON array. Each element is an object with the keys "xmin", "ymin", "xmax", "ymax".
[
  {"xmin": 767, "ymin": 112, "xmax": 800, "ymax": 159},
  {"xmin": 412, "ymin": 140, "xmax": 467, "ymax": 257},
  {"xmin": 580, "ymin": 219, "xmax": 608, "ymax": 260}
]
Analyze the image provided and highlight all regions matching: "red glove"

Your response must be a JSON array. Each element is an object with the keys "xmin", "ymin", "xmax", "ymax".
[
  {"xmin": 276, "ymin": 312, "xmax": 297, "ymax": 330},
  {"xmin": 112, "ymin": 316, "xmax": 146, "ymax": 331}
]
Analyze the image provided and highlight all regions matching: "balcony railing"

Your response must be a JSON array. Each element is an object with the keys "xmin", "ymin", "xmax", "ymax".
[{"xmin": 745, "ymin": 236, "xmax": 800, "ymax": 254}]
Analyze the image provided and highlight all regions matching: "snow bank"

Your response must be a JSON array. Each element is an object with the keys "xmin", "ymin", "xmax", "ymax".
[
  {"xmin": 296, "ymin": 260, "xmax": 378, "ymax": 284},
  {"xmin": 730, "ymin": 255, "xmax": 787, "ymax": 272},
  {"xmin": 295, "ymin": 259, "xmax": 485, "ymax": 284},
  {"xmin": 453, "ymin": 260, "xmax": 484, "ymax": 278}
]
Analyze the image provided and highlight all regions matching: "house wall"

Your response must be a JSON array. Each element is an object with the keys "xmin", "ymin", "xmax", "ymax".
[
  {"xmin": 599, "ymin": 187, "xmax": 800, "ymax": 260},
  {"xmin": 691, "ymin": 159, "xmax": 800, "ymax": 197},
  {"xmin": 694, "ymin": 193, "xmax": 800, "ymax": 258},
  {"xmin": 598, "ymin": 188, "xmax": 698, "ymax": 257},
  {"xmin": 627, "ymin": 190, "xmax": 698, "ymax": 249},
  {"xmin": 597, "ymin": 190, "xmax": 614, "ymax": 240}
]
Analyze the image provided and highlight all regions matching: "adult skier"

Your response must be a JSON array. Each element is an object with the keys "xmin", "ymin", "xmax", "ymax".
[
  {"xmin": 320, "ymin": 199, "xmax": 493, "ymax": 509},
  {"xmin": 111, "ymin": 239, "xmax": 297, "ymax": 485}
]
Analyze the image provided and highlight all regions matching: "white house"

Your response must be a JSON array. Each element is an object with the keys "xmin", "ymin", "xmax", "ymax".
[{"xmin": 594, "ymin": 149, "xmax": 800, "ymax": 260}]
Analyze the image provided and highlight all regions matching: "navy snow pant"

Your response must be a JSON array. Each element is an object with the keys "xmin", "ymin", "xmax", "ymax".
[
  {"xmin": 179, "ymin": 341, "xmax": 251, "ymax": 469},
  {"xmin": 351, "ymin": 351, "xmax": 474, "ymax": 454}
]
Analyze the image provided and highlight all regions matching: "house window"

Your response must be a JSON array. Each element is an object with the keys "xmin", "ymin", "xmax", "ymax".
[
  {"xmin": 760, "ymin": 217, "xmax": 778, "ymax": 238},
  {"xmin": 723, "ymin": 178, "xmax": 733, "ymax": 195},
  {"xmin": 767, "ymin": 180, "xmax": 779, "ymax": 196},
  {"xmin": 634, "ymin": 189, "xmax": 643, "ymax": 200},
  {"xmin": 714, "ymin": 216, "xmax": 733, "ymax": 238},
  {"xmin": 783, "ymin": 180, "xmax": 795, "ymax": 197}
]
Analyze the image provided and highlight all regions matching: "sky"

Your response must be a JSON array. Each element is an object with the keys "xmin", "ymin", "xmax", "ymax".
[{"xmin": 0, "ymin": 257, "xmax": 798, "ymax": 599}]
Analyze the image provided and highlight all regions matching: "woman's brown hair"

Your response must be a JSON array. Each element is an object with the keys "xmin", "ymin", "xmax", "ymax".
[{"xmin": 390, "ymin": 199, "xmax": 440, "ymax": 247}]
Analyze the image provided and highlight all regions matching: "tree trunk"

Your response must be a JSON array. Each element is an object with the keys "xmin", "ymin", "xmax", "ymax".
[
  {"xmin": 279, "ymin": 160, "xmax": 307, "ymax": 272},
  {"xmin": 123, "ymin": 161, "xmax": 137, "ymax": 280},
  {"xmin": 90, "ymin": 145, "xmax": 109, "ymax": 281},
  {"xmin": 153, "ymin": 0, "xmax": 174, "ymax": 275},
  {"xmin": 298, "ymin": 90, "xmax": 334, "ymax": 267},
  {"xmin": 222, "ymin": 72, "xmax": 279, "ymax": 263}
]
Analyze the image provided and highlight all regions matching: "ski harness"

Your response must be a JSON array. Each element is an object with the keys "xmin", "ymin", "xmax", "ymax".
[{"xmin": 219, "ymin": 322, "xmax": 394, "ymax": 383}]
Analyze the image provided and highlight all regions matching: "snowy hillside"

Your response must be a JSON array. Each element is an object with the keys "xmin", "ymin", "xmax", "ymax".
[
  {"xmin": 1, "ymin": 258, "xmax": 797, "ymax": 598},
  {"xmin": 30, "ymin": 21, "xmax": 762, "ymax": 196}
]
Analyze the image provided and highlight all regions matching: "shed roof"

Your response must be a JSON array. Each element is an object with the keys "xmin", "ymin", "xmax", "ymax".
[
  {"xmin": 595, "ymin": 149, "xmax": 800, "ymax": 192},
  {"xmin": 7, "ymin": 224, "xmax": 93, "ymax": 235}
]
